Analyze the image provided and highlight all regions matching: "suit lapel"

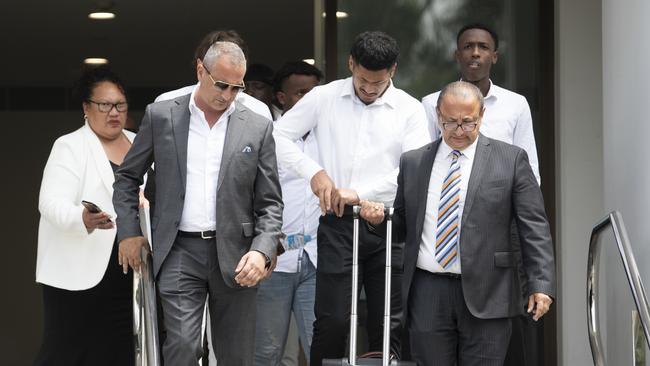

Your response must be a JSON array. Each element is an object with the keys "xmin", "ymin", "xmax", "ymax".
[
  {"xmin": 83, "ymin": 123, "xmax": 114, "ymax": 195},
  {"xmin": 461, "ymin": 134, "xmax": 491, "ymax": 224},
  {"xmin": 415, "ymin": 141, "xmax": 440, "ymax": 241},
  {"xmin": 217, "ymin": 106, "xmax": 246, "ymax": 192},
  {"xmin": 171, "ymin": 95, "xmax": 191, "ymax": 191}
]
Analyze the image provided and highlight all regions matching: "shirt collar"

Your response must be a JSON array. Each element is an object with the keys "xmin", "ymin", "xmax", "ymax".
[
  {"xmin": 340, "ymin": 77, "xmax": 398, "ymax": 109},
  {"xmin": 189, "ymin": 84, "xmax": 236, "ymax": 122},
  {"xmin": 439, "ymin": 136, "xmax": 478, "ymax": 161},
  {"xmin": 458, "ymin": 78, "xmax": 498, "ymax": 101}
]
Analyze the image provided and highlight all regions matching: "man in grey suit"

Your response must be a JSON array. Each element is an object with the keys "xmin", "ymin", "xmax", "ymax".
[
  {"xmin": 361, "ymin": 81, "xmax": 555, "ymax": 365},
  {"xmin": 113, "ymin": 41, "xmax": 283, "ymax": 366}
]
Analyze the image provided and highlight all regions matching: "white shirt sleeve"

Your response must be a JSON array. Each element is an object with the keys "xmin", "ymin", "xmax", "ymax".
[
  {"xmin": 355, "ymin": 104, "xmax": 431, "ymax": 204},
  {"xmin": 38, "ymin": 139, "xmax": 88, "ymax": 236},
  {"xmin": 422, "ymin": 94, "xmax": 441, "ymax": 140},
  {"xmin": 273, "ymin": 87, "xmax": 324, "ymax": 182},
  {"xmin": 513, "ymin": 99, "xmax": 541, "ymax": 185}
]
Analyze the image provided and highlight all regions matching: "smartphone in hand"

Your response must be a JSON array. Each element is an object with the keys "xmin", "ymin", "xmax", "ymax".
[{"xmin": 81, "ymin": 200, "xmax": 102, "ymax": 213}]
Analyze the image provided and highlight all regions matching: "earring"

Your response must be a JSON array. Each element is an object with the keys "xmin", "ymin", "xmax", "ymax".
[{"xmin": 84, "ymin": 115, "xmax": 88, "ymax": 123}]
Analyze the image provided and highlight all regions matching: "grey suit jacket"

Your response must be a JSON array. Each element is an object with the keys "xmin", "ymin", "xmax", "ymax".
[
  {"xmin": 113, "ymin": 94, "xmax": 283, "ymax": 287},
  {"xmin": 395, "ymin": 134, "xmax": 555, "ymax": 320}
]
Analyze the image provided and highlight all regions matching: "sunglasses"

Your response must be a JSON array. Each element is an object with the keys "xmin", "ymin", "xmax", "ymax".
[{"xmin": 202, "ymin": 64, "xmax": 246, "ymax": 93}]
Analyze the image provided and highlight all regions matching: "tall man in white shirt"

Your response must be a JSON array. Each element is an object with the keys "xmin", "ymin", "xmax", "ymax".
[
  {"xmin": 361, "ymin": 81, "xmax": 555, "ymax": 366},
  {"xmin": 421, "ymin": 23, "xmax": 540, "ymax": 184},
  {"xmin": 255, "ymin": 61, "xmax": 323, "ymax": 366},
  {"xmin": 114, "ymin": 41, "xmax": 283, "ymax": 366},
  {"xmin": 273, "ymin": 31, "xmax": 431, "ymax": 365}
]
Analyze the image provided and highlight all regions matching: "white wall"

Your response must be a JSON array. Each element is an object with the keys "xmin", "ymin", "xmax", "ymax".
[
  {"xmin": 555, "ymin": 0, "xmax": 604, "ymax": 365},
  {"xmin": 602, "ymin": 0, "xmax": 650, "ymax": 364}
]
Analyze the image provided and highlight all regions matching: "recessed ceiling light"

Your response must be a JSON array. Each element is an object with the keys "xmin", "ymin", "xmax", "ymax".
[
  {"xmin": 321, "ymin": 11, "xmax": 348, "ymax": 19},
  {"xmin": 88, "ymin": 12, "xmax": 115, "ymax": 20},
  {"xmin": 84, "ymin": 58, "xmax": 109, "ymax": 65},
  {"xmin": 302, "ymin": 59, "xmax": 315, "ymax": 65}
]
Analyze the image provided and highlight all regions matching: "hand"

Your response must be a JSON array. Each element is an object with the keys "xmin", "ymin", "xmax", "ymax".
[
  {"xmin": 527, "ymin": 292, "xmax": 553, "ymax": 321},
  {"xmin": 331, "ymin": 188, "xmax": 360, "ymax": 217},
  {"xmin": 118, "ymin": 236, "xmax": 149, "ymax": 274},
  {"xmin": 359, "ymin": 200, "xmax": 385, "ymax": 226},
  {"xmin": 82, "ymin": 207, "xmax": 114, "ymax": 233},
  {"xmin": 262, "ymin": 256, "xmax": 277, "ymax": 280},
  {"xmin": 310, "ymin": 170, "xmax": 336, "ymax": 215},
  {"xmin": 234, "ymin": 251, "xmax": 267, "ymax": 287}
]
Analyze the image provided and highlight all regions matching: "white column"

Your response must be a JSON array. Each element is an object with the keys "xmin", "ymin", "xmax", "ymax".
[{"xmin": 555, "ymin": 0, "xmax": 604, "ymax": 365}]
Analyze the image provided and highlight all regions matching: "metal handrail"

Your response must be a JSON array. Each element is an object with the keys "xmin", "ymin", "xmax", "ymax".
[
  {"xmin": 587, "ymin": 211, "xmax": 650, "ymax": 365},
  {"xmin": 134, "ymin": 208, "xmax": 161, "ymax": 366}
]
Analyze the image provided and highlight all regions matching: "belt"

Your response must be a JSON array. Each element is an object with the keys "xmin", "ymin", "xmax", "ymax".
[
  {"xmin": 178, "ymin": 230, "xmax": 216, "ymax": 239},
  {"xmin": 418, "ymin": 268, "xmax": 461, "ymax": 280},
  {"xmin": 433, "ymin": 271, "xmax": 461, "ymax": 280}
]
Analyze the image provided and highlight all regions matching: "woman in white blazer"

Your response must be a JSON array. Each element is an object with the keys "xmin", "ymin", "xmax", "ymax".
[{"xmin": 34, "ymin": 67, "xmax": 137, "ymax": 366}]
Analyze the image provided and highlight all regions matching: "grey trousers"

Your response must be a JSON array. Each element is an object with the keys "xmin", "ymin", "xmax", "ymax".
[
  {"xmin": 158, "ymin": 235, "xmax": 257, "ymax": 366},
  {"xmin": 408, "ymin": 269, "xmax": 512, "ymax": 366}
]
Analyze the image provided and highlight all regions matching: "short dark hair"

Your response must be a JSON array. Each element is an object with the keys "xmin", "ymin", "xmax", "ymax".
[
  {"xmin": 75, "ymin": 65, "xmax": 127, "ymax": 104},
  {"xmin": 245, "ymin": 63, "xmax": 274, "ymax": 85},
  {"xmin": 193, "ymin": 30, "xmax": 248, "ymax": 66},
  {"xmin": 273, "ymin": 61, "xmax": 323, "ymax": 93},
  {"xmin": 457, "ymin": 23, "xmax": 499, "ymax": 51},
  {"xmin": 349, "ymin": 31, "xmax": 399, "ymax": 71}
]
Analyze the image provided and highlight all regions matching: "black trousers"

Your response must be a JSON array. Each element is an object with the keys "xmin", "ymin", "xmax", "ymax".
[
  {"xmin": 310, "ymin": 212, "xmax": 403, "ymax": 366},
  {"xmin": 34, "ymin": 242, "xmax": 134, "ymax": 366},
  {"xmin": 408, "ymin": 269, "xmax": 511, "ymax": 366}
]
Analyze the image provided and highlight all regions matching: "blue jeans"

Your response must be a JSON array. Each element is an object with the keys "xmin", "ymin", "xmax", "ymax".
[{"xmin": 255, "ymin": 252, "xmax": 316, "ymax": 366}]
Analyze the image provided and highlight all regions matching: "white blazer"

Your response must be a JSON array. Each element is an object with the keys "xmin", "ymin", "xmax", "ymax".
[{"xmin": 36, "ymin": 122, "xmax": 136, "ymax": 290}]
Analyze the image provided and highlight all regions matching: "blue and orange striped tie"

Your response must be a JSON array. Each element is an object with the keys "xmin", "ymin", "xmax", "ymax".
[{"xmin": 435, "ymin": 150, "xmax": 461, "ymax": 269}]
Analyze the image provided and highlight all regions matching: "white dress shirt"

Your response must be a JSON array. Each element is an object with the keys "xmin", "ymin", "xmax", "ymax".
[
  {"xmin": 422, "ymin": 81, "xmax": 540, "ymax": 184},
  {"xmin": 275, "ymin": 130, "xmax": 320, "ymax": 273},
  {"xmin": 155, "ymin": 83, "xmax": 273, "ymax": 120},
  {"xmin": 416, "ymin": 138, "xmax": 477, "ymax": 274},
  {"xmin": 178, "ymin": 88, "xmax": 234, "ymax": 231},
  {"xmin": 273, "ymin": 77, "xmax": 431, "ymax": 206}
]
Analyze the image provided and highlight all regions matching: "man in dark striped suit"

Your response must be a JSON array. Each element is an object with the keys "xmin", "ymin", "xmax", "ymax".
[{"xmin": 361, "ymin": 81, "xmax": 555, "ymax": 366}]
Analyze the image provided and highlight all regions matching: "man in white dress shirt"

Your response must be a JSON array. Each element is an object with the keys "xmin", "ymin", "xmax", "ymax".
[
  {"xmin": 254, "ymin": 61, "xmax": 323, "ymax": 366},
  {"xmin": 421, "ymin": 23, "xmax": 540, "ymax": 184},
  {"xmin": 154, "ymin": 30, "xmax": 272, "ymax": 120},
  {"xmin": 273, "ymin": 31, "xmax": 430, "ymax": 365},
  {"xmin": 146, "ymin": 30, "xmax": 274, "ymax": 366}
]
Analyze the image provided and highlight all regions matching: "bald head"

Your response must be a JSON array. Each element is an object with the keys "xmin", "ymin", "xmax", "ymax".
[
  {"xmin": 436, "ymin": 81, "xmax": 485, "ymax": 150},
  {"xmin": 436, "ymin": 81, "xmax": 484, "ymax": 111}
]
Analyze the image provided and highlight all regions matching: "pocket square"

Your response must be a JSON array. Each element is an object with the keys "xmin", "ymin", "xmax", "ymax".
[{"xmin": 242, "ymin": 145, "xmax": 252, "ymax": 153}]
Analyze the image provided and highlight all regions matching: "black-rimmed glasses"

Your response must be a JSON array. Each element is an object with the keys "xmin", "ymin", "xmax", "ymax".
[
  {"xmin": 202, "ymin": 64, "xmax": 246, "ymax": 93},
  {"xmin": 87, "ymin": 100, "xmax": 128, "ymax": 113},
  {"xmin": 440, "ymin": 121, "xmax": 479, "ymax": 132}
]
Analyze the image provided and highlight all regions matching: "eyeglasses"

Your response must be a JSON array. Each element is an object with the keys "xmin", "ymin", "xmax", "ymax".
[
  {"xmin": 440, "ymin": 121, "xmax": 479, "ymax": 132},
  {"xmin": 202, "ymin": 64, "xmax": 246, "ymax": 93},
  {"xmin": 87, "ymin": 100, "xmax": 128, "ymax": 113}
]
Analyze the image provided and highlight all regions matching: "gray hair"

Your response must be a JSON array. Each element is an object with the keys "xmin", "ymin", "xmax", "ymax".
[
  {"xmin": 437, "ymin": 81, "xmax": 484, "ymax": 111},
  {"xmin": 202, "ymin": 41, "xmax": 247, "ymax": 70}
]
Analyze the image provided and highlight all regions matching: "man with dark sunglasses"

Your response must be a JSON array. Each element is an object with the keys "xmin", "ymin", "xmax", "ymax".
[
  {"xmin": 114, "ymin": 41, "xmax": 283, "ymax": 366},
  {"xmin": 155, "ymin": 30, "xmax": 272, "ymax": 120}
]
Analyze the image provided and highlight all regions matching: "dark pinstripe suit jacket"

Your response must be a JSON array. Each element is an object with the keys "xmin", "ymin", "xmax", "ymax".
[{"xmin": 394, "ymin": 134, "xmax": 555, "ymax": 320}]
